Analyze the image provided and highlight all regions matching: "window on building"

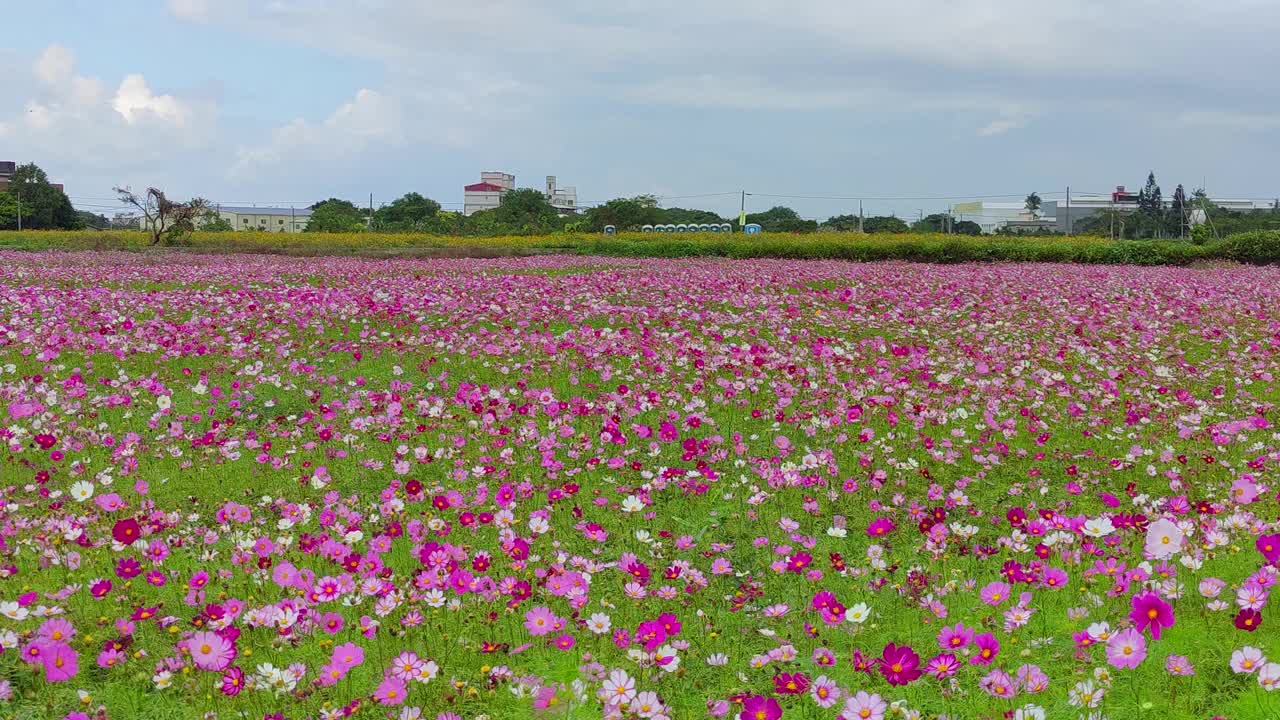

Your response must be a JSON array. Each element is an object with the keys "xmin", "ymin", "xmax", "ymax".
[{"xmin": 278, "ymin": 219, "xmax": 284, "ymax": 225}]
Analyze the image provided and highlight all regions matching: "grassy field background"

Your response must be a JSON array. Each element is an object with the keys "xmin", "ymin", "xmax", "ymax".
[{"xmin": 2, "ymin": 229, "xmax": 1279, "ymax": 264}]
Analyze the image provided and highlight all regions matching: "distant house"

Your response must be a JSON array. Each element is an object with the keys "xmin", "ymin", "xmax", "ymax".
[
  {"xmin": 0, "ymin": 161, "xmax": 65, "ymax": 193},
  {"xmin": 202, "ymin": 206, "xmax": 313, "ymax": 233},
  {"xmin": 545, "ymin": 176, "xmax": 578, "ymax": 214},
  {"xmin": 463, "ymin": 171, "xmax": 581, "ymax": 216},
  {"xmin": 464, "ymin": 172, "xmax": 515, "ymax": 216}
]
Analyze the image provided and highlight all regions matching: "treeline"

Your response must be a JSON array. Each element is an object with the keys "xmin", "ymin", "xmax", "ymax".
[{"xmin": 300, "ymin": 191, "xmax": 984, "ymax": 236}]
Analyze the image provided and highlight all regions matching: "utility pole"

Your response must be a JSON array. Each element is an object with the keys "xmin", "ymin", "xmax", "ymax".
[
  {"xmin": 858, "ymin": 200, "xmax": 864, "ymax": 233},
  {"xmin": 739, "ymin": 190, "xmax": 746, "ymax": 228},
  {"xmin": 1065, "ymin": 186, "xmax": 1071, "ymax": 235},
  {"xmin": 368, "ymin": 193, "xmax": 374, "ymax": 230}
]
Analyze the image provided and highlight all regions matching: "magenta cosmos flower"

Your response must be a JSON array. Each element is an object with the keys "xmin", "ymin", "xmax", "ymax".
[
  {"xmin": 738, "ymin": 694, "xmax": 782, "ymax": 720},
  {"xmin": 1235, "ymin": 608, "xmax": 1263, "ymax": 632},
  {"xmin": 970, "ymin": 633, "xmax": 999, "ymax": 666},
  {"xmin": 877, "ymin": 643, "xmax": 922, "ymax": 686},
  {"xmin": 1129, "ymin": 592, "xmax": 1175, "ymax": 640}
]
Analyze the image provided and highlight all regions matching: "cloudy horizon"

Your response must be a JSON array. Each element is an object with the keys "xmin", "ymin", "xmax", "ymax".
[{"xmin": 4, "ymin": 0, "xmax": 1280, "ymax": 220}]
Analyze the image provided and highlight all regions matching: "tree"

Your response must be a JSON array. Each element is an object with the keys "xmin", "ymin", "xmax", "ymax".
[
  {"xmin": 820, "ymin": 214, "xmax": 863, "ymax": 232},
  {"xmin": 184, "ymin": 197, "xmax": 234, "ymax": 232},
  {"xmin": 745, "ymin": 206, "xmax": 817, "ymax": 233},
  {"xmin": 657, "ymin": 207, "xmax": 725, "ymax": 226},
  {"xmin": 1138, "ymin": 172, "xmax": 1163, "ymax": 230},
  {"xmin": 862, "ymin": 216, "xmax": 909, "ymax": 233},
  {"xmin": 911, "ymin": 213, "xmax": 956, "ymax": 233},
  {"xmin": 114, "ymin": 187, "xmax": 208, "ymax": 245},
  {"xmin": 0, "ymin": 192, "xmax": 23, "ymax": 230},
  {"xmin": 494, "ymin": 188, "xmax": 558, "ymax": 233},
  {"xmin": 8, "ymin": 163, "xmax": 78, "ymax": 229},
  {"xmin": 1024, "ymin": 192, "xmax": 1042, "ymax": 218},
  {"xmin": 374, "ymin": 192, "xmax": 441, "ymax": 230},
  {"xmin": 585, "ymin": 195, "xmax": 660, "ymax": 231},
  {"xmin": 306, "ymin": 199, "xmax": 366, "ymax": 232},
  {"xmin": 953, "ymin": 220, "xmax": 983, "ymax": 235},
  {"xmin": 75, "ymin": 210, "xmax": 108, "ymax": 230},
  {"xmin": 1170, "ymin": 184, "xmax": 1188, "ymax": 238}
]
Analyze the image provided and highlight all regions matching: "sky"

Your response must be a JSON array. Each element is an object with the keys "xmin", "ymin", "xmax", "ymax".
[{"xmin": 3, "ymin": 0, "xmax": 1280, "ymax": 221}]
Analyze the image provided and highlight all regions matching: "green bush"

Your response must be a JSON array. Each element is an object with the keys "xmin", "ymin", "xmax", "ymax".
[
  {"xmin": 0, "ymin": 229, "xmax": 1277, "ymax": 265},
  {"xmin": 1209, "ymin": 230, "xmax": 1280, "ymax": 265}
]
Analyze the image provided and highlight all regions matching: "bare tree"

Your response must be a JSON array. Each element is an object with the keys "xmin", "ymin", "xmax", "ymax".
[{"xmin": 114, "ymin": 187, "xmax": 208, "ymax": 246}]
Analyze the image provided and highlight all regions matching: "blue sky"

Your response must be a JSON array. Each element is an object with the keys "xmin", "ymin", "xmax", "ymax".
[{"xmin": 4, "ymin": 0, "xmax": 1280, "ymax": 220}]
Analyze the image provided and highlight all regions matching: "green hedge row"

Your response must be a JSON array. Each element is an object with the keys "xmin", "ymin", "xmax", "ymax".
[{"xmin": 2, "ymin": 229, "xmax": 1279, "ymax": 265}]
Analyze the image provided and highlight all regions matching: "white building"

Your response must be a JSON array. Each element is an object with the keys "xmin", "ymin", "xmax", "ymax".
[
  {"xmin": 545, "ymin": 175, "xmax": 578, "ymax": 213},
  {"xmin": 203, "ymin": 206, "xmax": 312, "ymax": 233},
  {"xmin": 463, "ymin": 171, "xmax": 515, "ymax": 216},
  {"xmin": 950, "ymin": 202, "xmax": 1037, "ymax": 234}
]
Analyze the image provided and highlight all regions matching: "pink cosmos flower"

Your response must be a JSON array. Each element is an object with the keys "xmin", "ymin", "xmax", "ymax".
[
  {"xmin": 1106, "ymin": 628, "xmax": 1147, "ymax": 669},
  {"xmin": 41, "ymin": 643, "xmax": 78, "ymax": 682},
  {"xmin": 373, "ymin": 676, "xmax": 408, "ymax": 706},
  {"xmin": 809, "ymin": 675, "xmax": 841, "ymax": 708},
  {"xmin": 1231, "ymin": 646, "xmax": 1266, "ymax": 674},
  {"xmin": 332, "ymin": 642, "xmax": 365, "ymax": 670},
  {"xmin": 980, "ymin": 581, "xmax": 1011, "ymax": 606},
  {"xmin": 523, "ymin": 606, "xmax": 558, "ymax": 637},
  {"xmin": 187, "ymin": 630, "xmax": 236, "ymax": 671},
  {"xmin": 925, "ymin": 653, "xmax": 960, "ymax": 679},
  {"xmin": 220, "ymin": 666, "xmax": 245, "ymax": 696},
  {"xmin": 937, "ymin": 622, "xmax": 973, "ymax": 650},
  {"xmin": 980, "ymin": 669, "xmax": 1017, "ymax": 698},
  {"xmin": 840, "ymin": 691, "xmax": 886, "ymax": 720},
  {"xmin": 1165, "ymin": 654, "xmax": 1195, "ymax": 676}
]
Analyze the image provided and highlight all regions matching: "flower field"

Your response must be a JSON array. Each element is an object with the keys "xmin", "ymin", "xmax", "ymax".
[{"xmin": 2, "ymin": 251, "xmax": 1279, "ymax": 720}]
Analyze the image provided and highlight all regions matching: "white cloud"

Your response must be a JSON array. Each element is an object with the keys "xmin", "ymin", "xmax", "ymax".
[
  {"xmin": 34, "ymin": 44, "xmax": 75, "ymax": 86},
  {"xmin": 1175, "ymin": 110, "xmax": 1280, "ymax": 132},
  {"xmin": 113, "ymin": 74, "xmax": 190, "ymax": 127},
  {"xmin": 977, "ymin": 106, "xmax": 1036, "ymax": 137},
  {"xmin": 167, "ymin": 0, "xmax": 211, "ymax": 22},
  {"xmin": 230, "ymin": 89, "xmax": 404, "ymax": 178},
  {"xmin": 1, "ymin": 44, "xmax": 216, "ymax": 191}
]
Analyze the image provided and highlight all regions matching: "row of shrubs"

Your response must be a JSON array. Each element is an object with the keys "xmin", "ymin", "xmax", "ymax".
[{"xmin": 1, "ymin": 230, "xmax": 1278, "ymax": 265}]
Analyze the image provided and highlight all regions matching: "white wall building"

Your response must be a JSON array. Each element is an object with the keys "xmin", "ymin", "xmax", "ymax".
[
  {"xmin": 463, "ymin": 171, "xmax": 515, "ymax": 216},
  {"xmin": 950, "ymin": 202, "xmax": 1037, "ymax": 233},
  {"xmin": 545, "ymin": 175, "xmax": 578, "ymax": 213},
  {"xmin": 202, "ymin": 206, "xmax": 312, "ymax": 233}
]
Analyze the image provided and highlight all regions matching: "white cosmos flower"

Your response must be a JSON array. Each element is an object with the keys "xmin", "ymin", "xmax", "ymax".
[
  {"xmin": 845, "ymin": 602, "xmax": 871, "ymax": 624},
  {"xmin": 620, "ymin": 496, "xmax": 644, "ymax": 513},
  {"xmin": 1082, "ymin": 518, "xmax": 1115, "ymax": 538},
  {"xmin": 70, "ymin": 481, "xmax": 94, "ymax": 502}
]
